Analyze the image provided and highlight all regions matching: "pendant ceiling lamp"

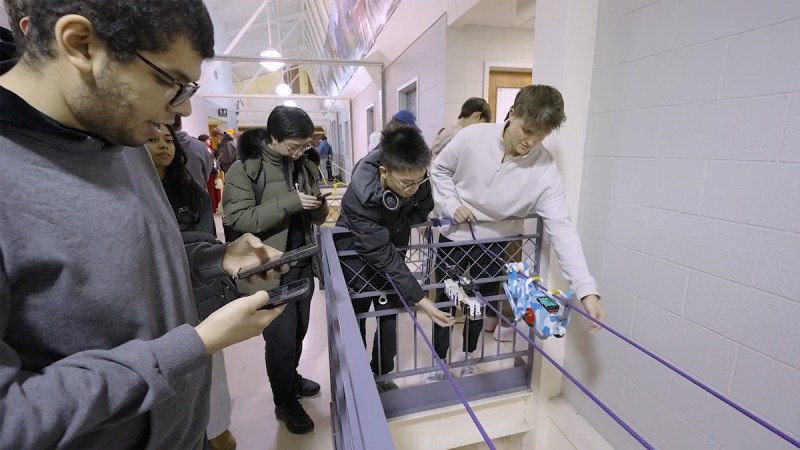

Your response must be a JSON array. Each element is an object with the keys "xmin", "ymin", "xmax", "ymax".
[
  {"xmin": 259, "ymin": 1, "xmax": 284, "ymax": 72},
  {"xmin": 276, "ymin": 82, "xmax": 292, "ymax": 96}
]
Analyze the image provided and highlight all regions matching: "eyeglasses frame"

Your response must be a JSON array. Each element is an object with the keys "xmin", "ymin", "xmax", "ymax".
[{"xmin": 136, "ymin": 53, "xmax": 200, "ymax": 107}]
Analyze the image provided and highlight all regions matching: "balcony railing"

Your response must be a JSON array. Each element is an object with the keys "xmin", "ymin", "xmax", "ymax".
[{"xmin": 321, "ymin": 214, "xmax": 544, "ymax": 449}]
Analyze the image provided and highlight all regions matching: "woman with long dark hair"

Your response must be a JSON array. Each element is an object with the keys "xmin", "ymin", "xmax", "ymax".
[
  {"xmin": 222, "ymin": 106, "xmax": 328, "ymax": 435},
  {"xmin": 145, "ymin": 124, "xmax": 236, "ymax": 450}
]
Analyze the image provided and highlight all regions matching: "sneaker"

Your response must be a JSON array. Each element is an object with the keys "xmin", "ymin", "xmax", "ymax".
[
  {"xmin": 295, "ymin": 374, "xmax": 321, "ymax": 398},
  {"xmin": 424, "ymin": 370, "xmax": 445, "ymax": 384},
  {"xmin": 493, "ymin": 324, "xmax": 515, "ymax": 342},
  {"xmin": 375, "ymin": 380, "xmax": 399, "ymax": 393},
  {"xmin": 483, "ymin": 315, "xmax": 499, "ymax": 332},
  {"xmin": 208, "ymin": 429, "xmax": 236, "ymax": 450},
  {"xmin": 275, "ymin": 400, "xmax": 315, "ymax": 434},
  {"xmin": 457, "ymin": 352, "xmax": 477, "ymax": 377}
]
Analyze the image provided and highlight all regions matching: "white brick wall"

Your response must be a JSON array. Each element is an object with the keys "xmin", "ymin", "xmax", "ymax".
[
  {"xmin": 579, "ymin": 196, "xmax": 649, "ymax": 251},
  {"xmin": 722, "ymin": 19, "xmax": 800, "ymax": 98},
  {"xmin": 603, "ymin": 244, "xmax": 690, "ymax": 314},
  {"xmin": 620, "ymin": 382, "xmax": 718, "ymax": 449},
  {"xmin": 702, "ymin": 162, "xmax": 800, "ymax": 233},
  {"xmin": 685, "ymin": 272, "xmax": 800, "ymax": 370},
  {"xmin": 659, "ymin": 95, "xmax": 789, "ymax": 161},
  {"xmin": 755, "ymin": 231, "xmax": 800, "ymax": 301},
  {"xmin": 731, "ymin": 349, "xmax": 800, "ymax": 436},
  {"xmin": 645, "ymin": 211, "xmax": 762, "ymax": 282},
  {"xmin": 668, "ymin": 375, "xmax": 794, "ymax": 450},
  {"xmin": 571, "ymin": 1, "xmax": 800, "ymax": 447},
  {"xmin": 585, "ymin": 109, "xmax": 662, "ymax": 157},
  {"xmin": 444, "ymin": 25, "xmax": 534, "ymax": 122},
  {"xmin": 782, "ymin": 94, "xmax": 800, "ymax": 162}
]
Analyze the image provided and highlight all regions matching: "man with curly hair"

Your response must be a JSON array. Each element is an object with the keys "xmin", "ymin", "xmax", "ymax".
[{"xmin": 0, "ymin": 1, "xmax": 287, "ymax": 448}]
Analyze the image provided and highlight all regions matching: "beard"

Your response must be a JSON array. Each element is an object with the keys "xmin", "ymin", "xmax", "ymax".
[{"xmin": 68, "ymin": 64, "xmax": 142, "ymax": 147}]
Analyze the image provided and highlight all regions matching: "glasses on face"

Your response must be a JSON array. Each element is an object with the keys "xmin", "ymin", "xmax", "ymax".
[
  {"xmin": 282, "ymin": 140, "xmax": 311, "ymax": 155},
  {"xmin": 389, "ymin": 172, "xmax": 429, "ymax": 192},
  {"xmin": 136, "ymin": 53, "xmax": 199, "ymax": 107}
]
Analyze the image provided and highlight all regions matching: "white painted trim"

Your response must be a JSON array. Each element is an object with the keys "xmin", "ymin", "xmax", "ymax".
[
  {"xmin": 365, "ymin": 102, "xmax": 376, "ymax": 138},
  {"xmin": 397, "ymin": 76, "xmax": 420, "ymax": 116},
  {"xmin": 482, "ymin": 61, "xmax": 534, "ymax": 99},
  {"xmin": 388, "ymin": 392, "xmax": 531, "ymax": 450}
]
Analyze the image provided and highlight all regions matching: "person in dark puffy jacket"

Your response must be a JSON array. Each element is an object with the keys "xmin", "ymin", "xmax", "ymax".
[
  {"xmin": 222, "ymin": 107, "xmax": 328, "ymax": 435},
  {"xmin": 335, "ymin": 123, "xmax": 455, "ymax": 392}
]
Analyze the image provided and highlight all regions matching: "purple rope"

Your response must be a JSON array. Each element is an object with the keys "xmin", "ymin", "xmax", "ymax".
[
  {"xmin": 535, "ymin": 282, "xmax": 800, "ymax": 449},
  {"xmin": 385, "ymin": 275, "xmax": 496, "ymax": 450},
  {"xmin": 441, "ymin": 218, "xmax": 800, "ymax": 448},
  {"xmin": 473, "ymin": 291, "xmax": 655, "ymax": 449}
]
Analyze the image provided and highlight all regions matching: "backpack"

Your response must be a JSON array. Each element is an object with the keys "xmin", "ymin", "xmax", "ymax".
[
  {"xmin": 218, "ymin": 140, "xmax": 238, "ymax": 173},
  {"xmin": 222, "ymin": 169, "xmax": 266, "ymax": 242}
]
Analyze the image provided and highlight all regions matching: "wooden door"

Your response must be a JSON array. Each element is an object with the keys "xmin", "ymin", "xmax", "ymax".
[{"xmin": 488, "ymin": 69, "xmax": 532, "ymax": 123}]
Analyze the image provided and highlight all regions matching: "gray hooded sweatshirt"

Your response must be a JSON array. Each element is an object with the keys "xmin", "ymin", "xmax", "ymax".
[{"xmin": 0, "ymin": 87, "xmax": 226, "ymax": 448}]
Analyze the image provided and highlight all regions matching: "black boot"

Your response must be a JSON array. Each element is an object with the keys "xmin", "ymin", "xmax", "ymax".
[
  {"xmin": 275, "ymin": 399, "xmax": 315, "ymax": 434},
  {"xmin": 295, "ymin": 374, "xmax": 321, "ymax": 398}
]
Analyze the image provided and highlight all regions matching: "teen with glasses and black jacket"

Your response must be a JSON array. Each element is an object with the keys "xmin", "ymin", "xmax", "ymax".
[{"xmin": 335, "ymin": 123, "xmax": 455, "ymax": 392}]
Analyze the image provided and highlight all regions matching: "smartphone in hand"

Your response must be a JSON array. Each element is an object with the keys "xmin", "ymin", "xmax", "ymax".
[
  {"xmin": 317, "ymin": 192, "xmax": 332, "ymax": 201},
  {"xmin": 236, "ymin": 244, "xmax": 320, "ymax": 279},
  {"xmin": 258, "ymin": 279, "xmax": 311, "ymax": 310}
]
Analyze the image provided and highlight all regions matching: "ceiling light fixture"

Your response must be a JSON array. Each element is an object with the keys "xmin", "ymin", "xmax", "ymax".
[
  {"xmin": 276, "ymin": 83, "xmax": 292, "ymax": 96},
  {"xmin": 259, "ymin": 49, "xmax": 284, "ymax": 72},
  {"xmin": 259, "ymin": 1, "xmax": 284, "ymax": 72}
]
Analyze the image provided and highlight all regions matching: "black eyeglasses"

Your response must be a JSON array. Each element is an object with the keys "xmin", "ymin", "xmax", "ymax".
[
  {"xmin": 389, "ymin": 172, "xmax": 429, "ymax": 192},
  {"xmin": 136, "ymin": 53, "xmax": 199, "ymax": 107}
]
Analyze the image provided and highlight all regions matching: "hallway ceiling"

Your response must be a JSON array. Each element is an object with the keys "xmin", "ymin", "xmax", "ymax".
[
  {"xmin": 203, "ymin": 0, "xmax": 536, "ymax": 93},
  {"xmin": 204, "ymin": 0, "xmax": 329, "ymax": 85}
]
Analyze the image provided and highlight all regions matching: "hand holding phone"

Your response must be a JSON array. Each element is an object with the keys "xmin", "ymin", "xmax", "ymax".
[
  {"xmin": 236, "ymin": 244, "xmax": 320, "ymax": 279},
  {"xmin": 194, "ymin": 290, "xmax": 286, "ymax": 355},
  {"xmin": 298, "ymin": 192, "xmax": 322, "ymax": 210},
  {"xmin": 258, "ymin": 279, "xmax": 312, "ymax": 310},
  {"xmin": 317, "ymin": 192, "xmax": 332, "ymax": 201},
  {"xmin": 223, "ymin": 234, "xmax": 287, "ymax": 280}
]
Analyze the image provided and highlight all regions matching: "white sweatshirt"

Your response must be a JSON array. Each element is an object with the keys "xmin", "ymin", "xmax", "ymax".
[{"xmin": 430, "ymin": 122, "xmax": 599, "ymax": 300}]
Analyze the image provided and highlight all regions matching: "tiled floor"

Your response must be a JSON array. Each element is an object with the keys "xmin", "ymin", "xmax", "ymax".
[
  {"xmin": 215, "ymin": 215, "xmax": 335, "ymax": 449},
  {"xmin": 222, "ymin": 283, "xmax": 334, "ymax": 450}
]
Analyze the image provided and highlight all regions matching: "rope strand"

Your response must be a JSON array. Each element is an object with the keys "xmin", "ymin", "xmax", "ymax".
[{"xmin": 385, "ymin": 275, "xmax": 496, "ymax": 450}]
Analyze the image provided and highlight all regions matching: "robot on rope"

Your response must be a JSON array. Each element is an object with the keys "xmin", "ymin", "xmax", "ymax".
[
  {"xmin": 441, "ymin": 264, "xmax": 485, "ymax": 321},
  {"xmin": 503, "ymin": 261, "xmax": 574, "ymax": 339}
]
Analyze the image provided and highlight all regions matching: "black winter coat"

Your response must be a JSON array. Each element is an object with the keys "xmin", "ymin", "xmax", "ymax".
[{"xmin": 335, "ymin": 150, "xmax": 433, "ymax": 304}]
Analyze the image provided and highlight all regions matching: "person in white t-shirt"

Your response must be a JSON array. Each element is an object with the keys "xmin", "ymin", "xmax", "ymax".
[
  {"xmin": 430, "ymin": 97, "xmax": 492, "ymax": 159},
  {"xmin": 428, "ymin": 85, "xmax": 606, "ymax": 380}
]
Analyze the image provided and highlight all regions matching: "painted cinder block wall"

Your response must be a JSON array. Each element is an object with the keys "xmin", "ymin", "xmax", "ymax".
[{"xmin": 561, "ymin": 1, "xmax": 800, "ymax": 449}]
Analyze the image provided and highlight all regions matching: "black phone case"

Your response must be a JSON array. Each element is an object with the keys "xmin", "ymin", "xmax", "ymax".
[
  {"xmin": 258, "ymin": 279, "xmax": 311, "ymax": 310},
  {"xmin": 237, "ymin": 244, "xmax": 320, "ymax": 279}
]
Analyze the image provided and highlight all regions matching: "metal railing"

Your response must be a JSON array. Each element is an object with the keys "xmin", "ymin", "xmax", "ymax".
[
  {"xmin": 322, "ymin": 227, "xmax": 395, "ymax": 450},
  {"xmin": 323, "ymin": 216, "xmax": 544, "ymax": 448}
]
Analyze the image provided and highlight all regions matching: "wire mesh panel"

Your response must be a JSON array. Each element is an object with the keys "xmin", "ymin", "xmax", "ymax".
[
  {"xmin": 320, "ymin": 184, "xmax": 347, "ymax": 227},
  {"xmin": 324, "ymin": 217, "xmax": 544, "ymax": 418}
]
